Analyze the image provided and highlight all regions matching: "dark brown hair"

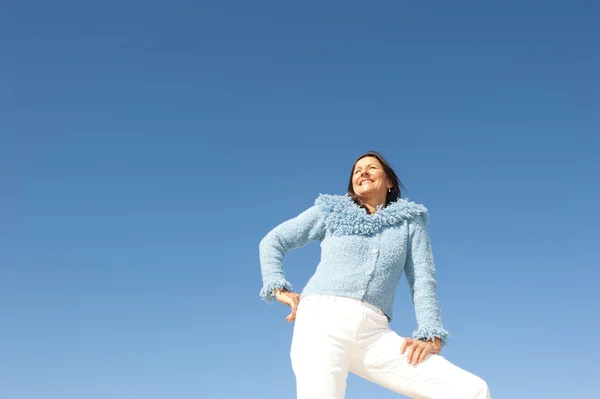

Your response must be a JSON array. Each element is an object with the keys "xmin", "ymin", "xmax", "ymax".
[{"xmin": 347, "ymin": 151, "xmax": 405, "ymax": 213}]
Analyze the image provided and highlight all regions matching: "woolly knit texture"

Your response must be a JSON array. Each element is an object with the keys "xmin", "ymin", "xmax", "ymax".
[{"xmin": 259, "ymin": 194, "xmax": 450, "ymax": 346}]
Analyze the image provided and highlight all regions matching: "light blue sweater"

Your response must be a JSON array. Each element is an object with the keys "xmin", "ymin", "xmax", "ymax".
[{"xmin": 259, "ymin": 194, "xmax": 450, "ymax": 346}]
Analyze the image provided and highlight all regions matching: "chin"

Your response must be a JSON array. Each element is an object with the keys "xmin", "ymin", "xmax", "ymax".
[
  {"xmin": 359, "ymin": 186, "xmax": 376, "ymax": 195},
  {"xmin": 356, "ymin": 190, "xmax": 373, "ymax": 199},
  {"xmin": 357, "ymin": 188, "xmax": 386, "ymax": 200}
]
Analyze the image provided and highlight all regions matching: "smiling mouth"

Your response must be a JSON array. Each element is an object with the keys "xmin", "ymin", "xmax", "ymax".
[{"xmin": 360, "ymin": 179, "xmax": 374, "ymax": 186}]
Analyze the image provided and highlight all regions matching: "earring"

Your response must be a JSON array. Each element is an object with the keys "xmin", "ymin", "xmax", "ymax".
[{"xmin": 388, "ymin": 187, "xmax": 392, "ymax": 193}]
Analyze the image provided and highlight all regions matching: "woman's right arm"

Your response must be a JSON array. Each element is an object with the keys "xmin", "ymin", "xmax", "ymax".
[
  {"xmin": 404, "ymin": 214, "xmax": 450, "ymax": 347},
  {"xmin": 259, "ymin": 205, "xmax": 326, "ymax": 302}
]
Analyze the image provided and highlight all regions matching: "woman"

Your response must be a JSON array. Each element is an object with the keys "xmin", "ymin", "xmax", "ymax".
[{"xmin": 259, "ymin": 152, "xmax": 491, "ymax": 399}]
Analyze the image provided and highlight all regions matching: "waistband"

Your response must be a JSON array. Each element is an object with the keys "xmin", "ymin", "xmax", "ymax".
[{"xmin": 300, "ymin": 294, "xmax": 385, "ymax": 316}]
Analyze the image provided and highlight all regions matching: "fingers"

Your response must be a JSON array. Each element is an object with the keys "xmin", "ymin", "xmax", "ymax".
[
  {"xmin": 417, "ymin": 346, "xmax": 429, "ymax": 364},
  {"xmin": 412, "ymin": 344, "xmax": 425, "ymax": 366},
  {"xmin": 407, "ymin": 341, "xmax": 432, "ymax": 366},
  {"xmin": 406, "ymin": 342, "xmax": 416, "ymax": 364},
  {"xmin": 284, "ymin": 293, "xmax": 300, "ymax": 323},
  {"xmin": 400, "ymin": 338, "xmax": 413, "ymax": 354},
  {"xmin": 286, "ymin": 301, "xmax": 298, "ymax": 322}
]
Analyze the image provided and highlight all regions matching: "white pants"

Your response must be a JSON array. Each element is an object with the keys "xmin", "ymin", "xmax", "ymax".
[{"xmin": 290, "ymin": 295, "xmax": 491, "ymax": 399}]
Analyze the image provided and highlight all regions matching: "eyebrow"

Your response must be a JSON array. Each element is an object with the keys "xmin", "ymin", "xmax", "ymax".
[{"xmin": 354, "ymin": 163, "xmax": 377, "ymax": 170}]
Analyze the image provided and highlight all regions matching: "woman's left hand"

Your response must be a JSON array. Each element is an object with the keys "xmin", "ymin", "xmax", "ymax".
[{"xmin": 400, "ymin": 337, "xmax": 442, "ymax": 366}]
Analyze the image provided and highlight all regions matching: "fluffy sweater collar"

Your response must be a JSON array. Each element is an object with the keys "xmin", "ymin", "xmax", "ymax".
[{"xmin": 315, "ymin": 194, "xmax": 428, "ymax": 236}]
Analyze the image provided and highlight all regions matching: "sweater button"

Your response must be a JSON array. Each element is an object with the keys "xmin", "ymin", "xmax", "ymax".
[
  {"xmin": 364, "ymin": 270, "xmax": 371, "ymax": 275},
  {"xmin": 371, "ymin": 248, "xmax": 378, "ymax": 254}
]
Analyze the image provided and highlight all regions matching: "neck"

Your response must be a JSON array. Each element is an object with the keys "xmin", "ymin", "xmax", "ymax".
[{"xmin": 360, "ymin": 194, "xmax": 387, "ymax": 214}]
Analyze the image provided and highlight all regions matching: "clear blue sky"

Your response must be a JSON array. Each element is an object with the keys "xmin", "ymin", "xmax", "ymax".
[{"xmin": 1, "ymin": 1, "xmax": 598, "ymax": 398}]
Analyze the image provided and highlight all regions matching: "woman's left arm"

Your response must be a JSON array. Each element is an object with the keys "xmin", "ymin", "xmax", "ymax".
[{"xmin": 404, "ymin": 214, "xmax": 450, "ymax": 347}]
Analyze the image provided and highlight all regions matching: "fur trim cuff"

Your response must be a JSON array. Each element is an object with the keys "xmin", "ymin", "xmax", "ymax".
[
  {"xmin": 259, "ymin": 280, "xmax": 293, "ymax": 302},
  {"xmin": 412, "ymin": 326, "xmax": 451, "ymax": 347}
]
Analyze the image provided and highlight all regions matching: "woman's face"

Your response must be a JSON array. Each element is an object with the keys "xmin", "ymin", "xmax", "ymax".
[{"xmin": 352, "ymin": 156, "xmax": 392, "ymax": 201}]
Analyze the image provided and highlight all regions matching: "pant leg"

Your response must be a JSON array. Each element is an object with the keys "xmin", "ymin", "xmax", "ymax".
[
  {"xmin": 353, "ymin": 329, "xmax": 491, "ymax": 399},
  {"xmin": 290, "ymin": 297, "xmax": 351, "ymax": 399}
]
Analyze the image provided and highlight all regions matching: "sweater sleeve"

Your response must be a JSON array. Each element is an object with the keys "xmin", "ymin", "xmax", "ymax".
[
  {"xmin": 404, "ymin": 215, "xmax": 451, "ymax": 346},
  {"xmin": 259, "ymin": 205, "xmax": 326, "ymax": 302}
]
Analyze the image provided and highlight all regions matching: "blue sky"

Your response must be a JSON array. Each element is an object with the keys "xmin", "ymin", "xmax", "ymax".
[{"xmin": 1, "ymin": 1, "xmax": 598, "ymax": 398}]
